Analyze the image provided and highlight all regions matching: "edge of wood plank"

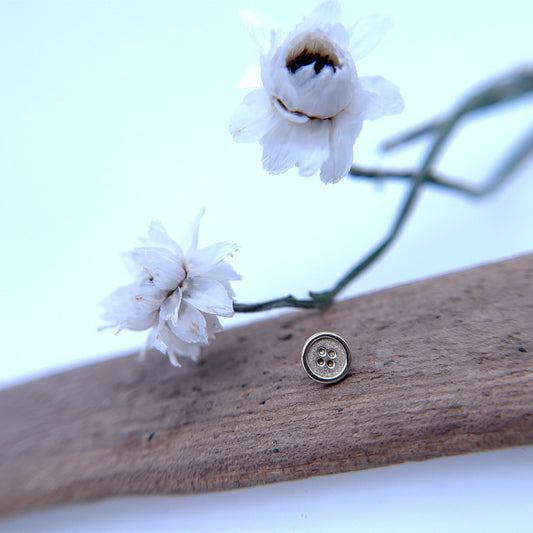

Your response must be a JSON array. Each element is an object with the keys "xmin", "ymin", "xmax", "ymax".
[{"xmin": 1, "ymin": 254, "xmax": 532, "ymax": 515}]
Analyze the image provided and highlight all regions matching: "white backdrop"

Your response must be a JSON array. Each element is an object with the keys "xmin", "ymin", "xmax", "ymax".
[{"xmin": 1, "ymin": 1, "xmax": 532, "ymax": 531}]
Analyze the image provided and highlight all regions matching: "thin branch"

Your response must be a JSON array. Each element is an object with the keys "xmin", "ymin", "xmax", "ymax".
[
  {"xmin": 234, "ymin": 69, "xmax": 533, "ymax": 314},
  {"xmin": 233, "ymin": 295, "xmax": 315, "ymax": 313},
  {"xmin": 382, "ymin": 68, "xmax": 533, "ymax": 153},
  {"xmin": 348, "ymin": 165, "xmax": 483, "ymax": 197}
]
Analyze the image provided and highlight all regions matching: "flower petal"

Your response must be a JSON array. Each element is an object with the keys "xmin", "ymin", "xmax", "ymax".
[
  {"xmin": 325, "ymin": 22, "xmax": 350, "ymax": 49},
  {"xmin": 359, "ymin": 76, "xmax": 404, "ymax": 119},
  {"xmin": 183, "ymin": 277, "xmax": 235, "ymax": 317},
  {"xmin": 100, "ymin": 282, "xmax": 164, "ymax": 331},
  {"xmin": 268, "ymin": 33, "xmax": 356, "ymax": 119},
  {"xmin": 219, "ymin": 280, "xmax": 237, "ymax": 299},
  {"xmin": 308, "ymin": 0, "xmax": 342, "ymax": 27},
  {"xmin": 230, "ymin": 89, "xmax": 277, "ymax": 142},
  {"xmin": 187, "ymin": 241, "xmax": 239, "ymax": 276},
  {"xmin": 185, "ymin": 208, "xmax": 205, "ymax": 256},
  {"xmin": 146, "ymin": 218, "xmax": 184, "ymax": 258},
  {"xmin": 153, "ymin": 324, "xmax": 202, "ymax": 364},
  {"xmin": 204, "ymin": 313, "xmax": 223, "ymax": 338},
  {"xmin": 201, "ymin": 261, "xmax": 242, "ymax": 282},
  {"xmin": 262, "ymin": 116, "xmax": 331, "ymax": 176},
  {"xmin": 167, "ymin": 299, "xmax": 208, "ymax": 344},
  {"xmin": 239, "ymin": 8, "xmax": 277, "ymax": 56},
  {"xmin": 275, "ymin": 63, "xmax": 354, "ymax": 119},
  {"xmin": 320, "ymin": 111, "xmax": 364, "ymax": 183},
  {"xmin": 294, "ymin": 120, "xmax": 332, "ymax": 177},
  {"xmin": 128, "ymin": 246, "xmax": 184, "ymax": 291},
  {"xmin": 141, "ymin": 328, "xmax": 166, "ymax": 361},
  {"xmin": 260, "ymin": 118, "xmax": 296, "ymax": 174},
  {"xmin": 349, "ymin": 15, "xmax": 392, "ymax": 61},
  {"xmin": 159, "ymin": 288, "xmax": 182, "ymax": 323}
]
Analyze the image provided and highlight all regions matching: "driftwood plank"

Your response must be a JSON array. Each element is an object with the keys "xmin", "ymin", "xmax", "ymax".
[{"xmin": 0, "ymin": 254, "xmax": 532, "ymax": 515}]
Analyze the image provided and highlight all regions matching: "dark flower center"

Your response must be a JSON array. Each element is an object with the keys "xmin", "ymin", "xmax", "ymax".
[
  {"xmin": 287, "ymin": 51, "xmax": 337, "ymax": 74},
  {"xmin": 285, "ymin": 34, "xmax": 341, "ymax": 75}
]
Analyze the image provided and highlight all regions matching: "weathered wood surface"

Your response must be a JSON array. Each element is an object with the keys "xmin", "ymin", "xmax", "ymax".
[{"xmin": 0, "ymin": 254, "xmax": 532, "ymax": 515}]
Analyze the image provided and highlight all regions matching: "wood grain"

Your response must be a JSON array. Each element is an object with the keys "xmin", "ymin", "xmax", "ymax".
[{"xmin": 1, "ymin": 255, "xmax": 532, "ymax": 515}]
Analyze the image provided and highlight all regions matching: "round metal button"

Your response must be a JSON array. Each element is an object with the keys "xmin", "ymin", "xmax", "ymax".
[{"xmin": 301, "ymin": 332, "xmax": 351, "ymax": 384}]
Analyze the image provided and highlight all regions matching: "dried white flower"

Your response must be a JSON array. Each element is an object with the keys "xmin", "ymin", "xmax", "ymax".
[
  {"xmin": 230, "ymin": 0, "xmax": 404, "ymax": 184},
  {"xmin": 101, "ymin": 213, "xmax": 240, "ymax": 366}
]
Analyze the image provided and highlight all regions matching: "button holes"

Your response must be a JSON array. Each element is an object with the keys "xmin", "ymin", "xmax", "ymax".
[{"xmin": 301, "ymin": 332, "xmax": 352, "ymax": 384}]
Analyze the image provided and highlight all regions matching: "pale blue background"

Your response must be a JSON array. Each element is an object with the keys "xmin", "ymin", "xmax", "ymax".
[{"xmin": 1, "ymin": 1, "xmax": 532, "ymax": 531}]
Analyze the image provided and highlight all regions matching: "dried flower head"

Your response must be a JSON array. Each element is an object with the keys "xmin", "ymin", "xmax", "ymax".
[
  {"xmin": 230, "ymin": 0, "xmax": 404, "ymax": 183},
  {"xmin": 101, "ymin": 213, "xmax": 240, "ymax": 366}
]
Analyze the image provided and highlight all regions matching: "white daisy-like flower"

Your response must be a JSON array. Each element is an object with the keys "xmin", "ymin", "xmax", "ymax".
[
  {"xmin": 230, "ymin": 0, "xmax": 404, "ymax": 184},
  {"xmin": 101, "ymin": 213, "xmax": 240, "ymax": 367}
]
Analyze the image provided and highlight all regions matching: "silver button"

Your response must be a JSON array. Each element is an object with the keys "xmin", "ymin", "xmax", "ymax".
[{"xmin": 301, "ymin": 332, "xmax": 351, "ymax": 384}]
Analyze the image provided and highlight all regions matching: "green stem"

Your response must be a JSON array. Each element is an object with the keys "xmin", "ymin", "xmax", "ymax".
[
  {"xmin": 233, "ymin": 295, "xmax": 315, "ymax": 313},
  {"xmin": 382, "ymin": 68, "xmax": 533, "ymax": 152},
  {"xmin": 348, "ymin": 165, "xmax": 482, "ymax": 197},
  {"xmin": 233, "ymin": 69, "xmax": 533, "ymax": 314}
]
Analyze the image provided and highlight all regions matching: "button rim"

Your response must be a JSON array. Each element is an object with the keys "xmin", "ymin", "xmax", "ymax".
[{"xmin": 301, "ymin": 331, "xmax": 352, "ymax": 384}]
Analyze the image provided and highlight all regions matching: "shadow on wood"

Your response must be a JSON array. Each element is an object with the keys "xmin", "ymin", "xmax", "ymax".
[{"xmin": 1, "ymin": 254, "xmax": 532, "ymax": 515}]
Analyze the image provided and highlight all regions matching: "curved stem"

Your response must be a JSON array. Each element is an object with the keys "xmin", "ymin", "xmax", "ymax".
[
  {"xmin": 233, "ymin": 69, "xmax": 533, "ymax": 314},
  {"xmin": 380, "ymin": 119, "xmax": 442, "ymax": 152},
  {"xmin": 382, "ymin": 68, "xmax": 533, "ymax": 152},
  {"xmin": 233, "ymin": 295, "xmax": 315, "ymax": 313},
  {"xmin": 348, "ymin": 165, "xmax": 483, "ymax": 197},
  {"xmin": 475, "ymin": 125, "xmax": 533, "ymax": 196}
]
